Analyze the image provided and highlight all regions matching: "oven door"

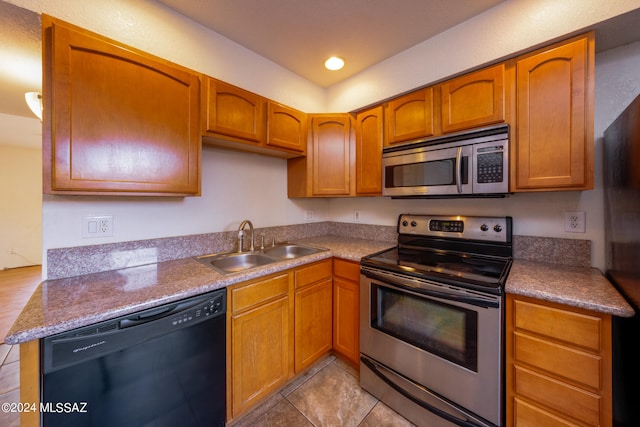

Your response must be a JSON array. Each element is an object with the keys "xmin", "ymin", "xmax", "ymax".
[
  {"xmin": 383, "ymin": 144, "xmax": 472, "ymax": 197},
  {"xmin": 360, "ymin": 268, "xmax": 502, "ymax": 426}
]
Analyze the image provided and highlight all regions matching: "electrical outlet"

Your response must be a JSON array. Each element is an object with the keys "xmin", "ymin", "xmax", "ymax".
[
  {"xmin": 82, "ymin": 215, "xmax": 114, "ymax": 238},
  {"xmin": 565, "ymin": 211, "xmax": 586, "ymax": 233},
  {"xmin": 354, "ymin": 209, "xmax": 361, "ymax": 222},
  {"xmin": 304, "ymin": 210, "xmax": 314, "ymax": 222}
]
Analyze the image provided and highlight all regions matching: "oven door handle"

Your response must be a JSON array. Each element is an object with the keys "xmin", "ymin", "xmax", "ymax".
[
  {"xmin": 456, "ymin": 146, "xmax": 463, "ymax": 193},
  {"xmin": 361, "ymin": 356, "xmax": 486, "ymax": 427},
  {"xmin": 363, "ymin": 270, "xmax": 499, "ymax": 309}
]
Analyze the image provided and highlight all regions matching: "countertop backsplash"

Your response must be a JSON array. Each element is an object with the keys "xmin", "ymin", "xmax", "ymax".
[
  {"xmin": 47, "ymin": 221, "xmax": 589, "ymax": 280},
  {"xmin": 513, "ymin": 235, "xmax": 591, "ymax": 268}
]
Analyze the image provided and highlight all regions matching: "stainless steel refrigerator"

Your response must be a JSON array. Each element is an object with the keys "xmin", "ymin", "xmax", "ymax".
[{"xmin": 604, "ymin": 93, "xmax": 640, "ymax": 427}]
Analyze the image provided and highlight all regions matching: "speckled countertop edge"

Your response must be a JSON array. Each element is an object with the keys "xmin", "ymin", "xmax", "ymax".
[
  {"xmin": 506, "ymin": 259, "xmax": 634, "ymax": 317},
  {"xmin": 6, "ymin": 235, "xmax": 634, "ymax": 344},
  {"xmin": 4, "ymin": 237, "xmax": 392, "ymax": 345}
]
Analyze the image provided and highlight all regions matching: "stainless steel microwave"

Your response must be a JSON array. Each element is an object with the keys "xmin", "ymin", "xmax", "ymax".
[{"xmin": 382, "ymin": 125, "xmax": 509, "ymax": 197}]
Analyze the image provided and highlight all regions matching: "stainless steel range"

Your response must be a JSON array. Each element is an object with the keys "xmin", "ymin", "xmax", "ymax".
[{"xmin": 360, "ymin": 214, "xmax": 513, "ymax": 427}]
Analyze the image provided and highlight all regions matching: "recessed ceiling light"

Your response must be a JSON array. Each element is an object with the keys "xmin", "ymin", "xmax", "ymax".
[{"xmin": 324, "ymin": 56, "xmax": 344, "ymax": 71}]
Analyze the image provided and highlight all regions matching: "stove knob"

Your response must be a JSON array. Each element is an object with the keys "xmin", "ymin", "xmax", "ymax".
[
  {"xmin": 402, "ymin": 220, "xmax": 409, "ymax": 227},
  {"xmin": 493, "ymin": 224, "xmax": 503, "ymax": 232},
  {"xmin": 480, "ymin": 224, "xmax": 489, "ymax": 232},
  {"xmin": 410, "ymin": 221, "xmax": 417, "ymax": 227}
]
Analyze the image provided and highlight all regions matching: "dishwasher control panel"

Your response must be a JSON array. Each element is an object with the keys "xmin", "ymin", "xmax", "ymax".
[{"xmin": 172, "ymin": 293, "xmax": 225, "ymax": 326}]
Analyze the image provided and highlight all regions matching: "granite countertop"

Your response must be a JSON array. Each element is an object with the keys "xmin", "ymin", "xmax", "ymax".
[
  {"xmin": 5, "ymin": 235, "xmax": 634, "ymax": 345},
  {"xmin": 506, "ymin": 259, "xmax": 634, "ymax": 317},
  {"xmin": 4, "ymin": 236, "xmax": 392, "ymax": 345}
]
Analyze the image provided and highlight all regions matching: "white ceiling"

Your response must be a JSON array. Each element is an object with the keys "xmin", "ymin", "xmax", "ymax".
[
  {"xmin": 2, "ymin": 0, "xmax": 640, "ymax": 129},
  {"xmin": 156, "ymin": 0, "xmax": 506, "ymax": 88}
]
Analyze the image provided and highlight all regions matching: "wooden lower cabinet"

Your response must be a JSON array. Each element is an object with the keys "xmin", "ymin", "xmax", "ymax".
[
  {"xmin": 228, "ymin": 273, "xmax": 294, "ymax": 419},
  {"xmin": 294, "ymin": 259, "xmax": 333, "ymax": 372},
  {"xmin": 505, "ymin": 294, "xmax": 612, "ymax": 427},
  {"xmin": 332, "ymin": 258, "xmax": 360, "ymax": 366},
  {"xmin": 228, "ymin": 259, "xmax": 335, "ymax": 421}
]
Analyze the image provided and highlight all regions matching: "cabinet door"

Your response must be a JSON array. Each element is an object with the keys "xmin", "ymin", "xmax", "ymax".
[
  {"xmin": 355, "ymin": 106, "xmax": 383, "ymax": 195},
  {"xmin": 44, "ymin": 17, "xmax": 200, "ymax": 196},
  {"xmin": 333, "ymin": 259, "xmax": 360, "ymax": 366},
  {"xmin": 203, "ymin": 78, "xmax": 265, "ymax": 144},
  {"xmin": 231, "ymin": 296, "xmax": 290, "ymax": 418},
  {"xmin": 333, "ymin": 277, "xmax": 360, "ymax": 366},
  {"xmin": 514, "ymin": 33, "xmax": 594, "ymax": 191},
  {"xmin": 311, "ymin": 115, "xmax": 352, "ymax": 196},
  {"xmin": 385, "ymin": 87, "xmax": 436, "ymax": 146},
  {"xmin": 294, "ymin": 279, "xmax": 333, "ymax": 372},
  {"xmin": 440, "ymin": 64, "xmax": 505, "ymax": 133},
  {"xmin": 266, "ymin": 102, "xmax": 307, "ymax": 155}
]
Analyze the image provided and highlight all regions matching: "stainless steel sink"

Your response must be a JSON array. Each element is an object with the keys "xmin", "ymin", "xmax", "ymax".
[
  {"xmin": 196, "ymin": 252, "xmax": 277, "ymax": 274},
  {"xmin": 195, "ymin": 243, "xmax": 327, "ymax": 274},
  {"xmin": 262, "ymin": 244, "xmax": 324, "ymax": 259}
]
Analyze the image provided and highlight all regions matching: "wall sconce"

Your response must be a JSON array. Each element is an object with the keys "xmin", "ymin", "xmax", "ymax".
[{"xmin": 24, "ymin": 91, "xmax": 43, "ymax": 121}]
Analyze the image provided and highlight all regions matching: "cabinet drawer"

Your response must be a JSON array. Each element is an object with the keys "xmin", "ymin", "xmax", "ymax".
[
  {"xmin": 514, "ymin": 332, "xmax": 601, "ymax": 390},
  {"xmin": 295, "ymin": 259, "xmax": 332, "ymax": 289},
  {"xmin": 514, "ymin": 365, "xmax": 600, "ymax": 426},
  {"xmin": 514, "ymin": 397, "xmax": 578, "ymax": 427},
  {"xmin": 333, "ymin": 258, "xmax": 360, "ymax": 281},
  {"xmin": 513, "ymin": 299, "xmax": 601, "ymax": 351},
  {"xmin": 231, "ymin": 273, "xmax": 290, "ymax": 313}
]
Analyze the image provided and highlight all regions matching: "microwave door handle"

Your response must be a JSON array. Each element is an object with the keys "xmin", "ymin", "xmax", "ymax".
[{"xmin": 455, "ymin": 146, "xmax": 463, "ymax": 193}]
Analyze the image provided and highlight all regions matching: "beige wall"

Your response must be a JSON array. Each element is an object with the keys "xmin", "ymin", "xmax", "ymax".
[
  {"xmin": 0, "ymin": 141, "xmax": 41, "ymax": 269},
  {"xmin": 5, "ymin": 0, "xmax": 640, "ymax": 276}
]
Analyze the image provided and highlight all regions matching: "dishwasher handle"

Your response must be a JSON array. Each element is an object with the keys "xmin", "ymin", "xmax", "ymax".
[{"xmin": 119, "ymin": 299, "xmax": 204, "ymax": 329}]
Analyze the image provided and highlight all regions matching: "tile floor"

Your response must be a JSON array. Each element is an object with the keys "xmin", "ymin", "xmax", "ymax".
[{"xmin": 231, "ymin": 355, "xmax": 415, "ymax": 427}]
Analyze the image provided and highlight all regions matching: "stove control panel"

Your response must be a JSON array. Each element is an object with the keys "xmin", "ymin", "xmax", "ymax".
[{"xmin": 398, "ymin": 214, "xmax": 512, "ymax": 243}]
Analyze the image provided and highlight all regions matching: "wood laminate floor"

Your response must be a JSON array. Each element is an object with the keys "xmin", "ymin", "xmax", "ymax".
[{"xmin": 0, "ymin": 265, "xmax": 41, "ymax": 427}]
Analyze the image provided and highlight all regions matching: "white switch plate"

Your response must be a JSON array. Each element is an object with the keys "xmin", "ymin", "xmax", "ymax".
[
  {"xmin": 565, "ymin": 211, "xmax": 586, "ymax": 233},
  {"xmin": 354, "ymin": 209, "xmax": 361, "ymax": 222},
  {"xmin": 304, "ymin": 210, "xmax": 314, "ymax": 222},
  {"xmin": 82, "ymin": 215, "xmax": 114, "ymax": 238}
]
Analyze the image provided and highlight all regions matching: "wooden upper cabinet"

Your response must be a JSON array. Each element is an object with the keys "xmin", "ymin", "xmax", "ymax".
[
  {"xmin": 202, "ymin": 77, "xmax": 265, "ymax": 144},
  {"xmin": 355, "ymin": 106, "xmax": 383, "ymax": 195},
  {"xmin": 513, "ymin": 33, "xmax": 594, "ymax": 192},
  {"xmin": 385, "ymin": 87, "xmax": 437, "ymax": 146},
  {"xmin": 266, "ymin": 102, "xmax": 307, "ymax": 154},
  {"xmin": 440, "ymin": 63, "xmax": 506, "ymax": 133},
  {"xmin": 312, "ymin": 115, "xmax": 352, "ymax": 196},
  {"xmin": 43, "ymin": 16, "xmax": 201, "ymax": 196}
]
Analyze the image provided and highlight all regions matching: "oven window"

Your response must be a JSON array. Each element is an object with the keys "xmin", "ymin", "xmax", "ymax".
[
  {"xmin": 385, "ymin": 157, "xmax": 468, "ymax": 188},
  {"xmin": 371, "ymin": 283, "xmax": 478, "ymax": 371}
]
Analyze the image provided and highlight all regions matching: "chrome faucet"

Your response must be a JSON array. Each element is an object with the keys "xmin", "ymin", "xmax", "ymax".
[{"xmin": 237, "ymin": 220, "xmax": 255, "ymax": 252}]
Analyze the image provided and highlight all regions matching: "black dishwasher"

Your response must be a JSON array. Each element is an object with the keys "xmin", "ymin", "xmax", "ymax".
[{"xmin": 41, "ymin": 288, "xmax": 226, "ymax": 427}]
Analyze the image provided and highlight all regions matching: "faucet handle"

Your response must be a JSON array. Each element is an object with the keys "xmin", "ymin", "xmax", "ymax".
[
  {"xmin": 271, "ymin": 236, "xmax": 276, "ymax": 247},
  {"xmin": 260, "ymin": 234, "xmax": 265, "ymax": 250}
]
